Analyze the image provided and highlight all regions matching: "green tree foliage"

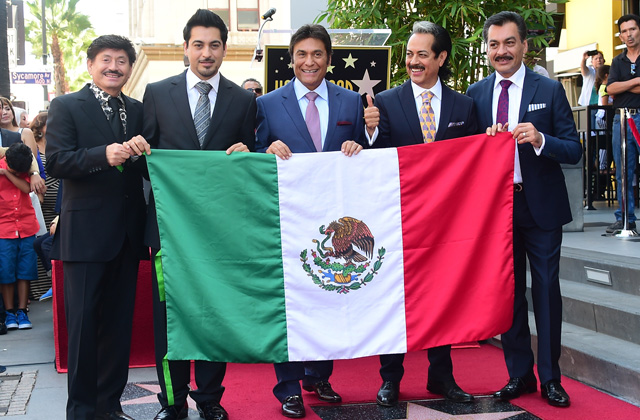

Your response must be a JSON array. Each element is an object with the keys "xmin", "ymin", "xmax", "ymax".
[
  {"xmin": 317, "ymin": 0, "xmax": 565, "ymax": 92},
  {"xmin": 25, "ymin": 0, "xmax": 95, "ymax": 96}
]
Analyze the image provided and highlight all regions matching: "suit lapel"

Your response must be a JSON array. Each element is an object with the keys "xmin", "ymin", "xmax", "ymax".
[
  {"xmin": 398, "ymin": 82, "xmax": 423, "ymax": 143},
  {"xmin": 281, "ymin": 81, "xmax": 317, "ymax": 151},
  {"xmin": 519, "ymin": 69, "xmax": 539, "ymax": 122},
  {"xmin": 78, "ymin": 85, "xmax": 118, "ymax": 144},
  {"xmin": 169, "ymin": 71, "xmax": 201, "ymax": 149},
  {"xmin": 480, "ymin": 73, "xmax": 496, "ymax": 128},
  {"xmin": 324, "ymin": 82, "xmax": 341, "ymax": 152},
  {"xmin": 436, "ymin": 85, "xmax": 454, "ymax": 141},
  {"xmin": 203, "ymin": 74, "xmax": 233, "ymax": 149},
  {"xmin": 123, "ymin": 95, "xmax": 139, "ymax": 139}
]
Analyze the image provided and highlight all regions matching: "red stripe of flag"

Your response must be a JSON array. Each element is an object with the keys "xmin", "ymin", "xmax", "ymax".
[{"xmin": 397, "ymin": 133, "xmax": 515, "ymax": 351}]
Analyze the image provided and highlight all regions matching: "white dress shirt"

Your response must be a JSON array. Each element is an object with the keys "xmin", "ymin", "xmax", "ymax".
[
  {"xmin": 293, "ymin": 78, "xmax": 330, "ymax": 148},
  {"xmin": 186, "ymin": 69, "xmax": 220, "ymax": 118},
  {"xmin": 492, "ymin": 63, "xmax": 544, "ymax": 183}
]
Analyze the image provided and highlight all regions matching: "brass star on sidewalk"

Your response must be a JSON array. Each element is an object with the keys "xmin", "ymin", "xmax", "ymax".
[
  {"xmin": 122, "ymin": 383, "xmax": 197, "ymax": 411},
  {"xmin": 392, "ymin": 403, "xmax": 525, "ymax": 420},
  {"xmin": 352, "ymin": 69, "xmax": 382, "ymax": 98},
  {"xmin": 343, "ymin": 53, "xmax": 358, "ymax": 68}
]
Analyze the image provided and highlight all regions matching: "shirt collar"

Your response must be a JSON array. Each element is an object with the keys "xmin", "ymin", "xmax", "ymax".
[
  {"xmin": 89, "ymin": 82, "xmax": 125, "ymax": 120},
  {"xmin": 187, "ymin": 68, "xmax": 220, "ymax": 94},
  {"xmin": 293, "ymin": 78, "xmax": 329, "ymax": 101},
  {"xmin": 494, "ymin": 63, "xmax": 526, "ymax": 90},
  {"xmin": 410, "ymin": 78, "xmax": 442, "ymax": 101}
]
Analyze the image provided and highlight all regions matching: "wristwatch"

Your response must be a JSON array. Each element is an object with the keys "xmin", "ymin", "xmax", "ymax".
[{"xmin": 30, "ymin": 171, "xmax": 40, "ymax": 176}]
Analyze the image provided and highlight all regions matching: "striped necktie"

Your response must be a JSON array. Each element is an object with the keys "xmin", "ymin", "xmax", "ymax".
[{"xmin": 194, "ymin": 82, "xmax": 212, "ymax": 147}]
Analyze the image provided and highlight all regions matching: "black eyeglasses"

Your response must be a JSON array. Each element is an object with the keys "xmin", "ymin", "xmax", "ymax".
[
  {"xmin": 632, "ymin": 63, "xmax": 636, "ymax": 76},
  {"xmin": 246, "ymin": 87, "xmax": 263, "ymax": 94}
]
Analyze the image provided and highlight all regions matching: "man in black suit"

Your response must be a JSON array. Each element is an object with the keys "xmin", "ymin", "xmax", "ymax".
[
  {"xmin": 46, "ymin": 35, "xmax": 149, "ymax": 420},
  {"xmin": 466, "ymin": 11, "xmax": 582, "ymax": 408},
  {"xmin": 142, "ymin": 9, "xmax": 256, "ymax": 420},
  {"xmin": 364, "ymin": 21, "xmax": 477, "ymax": 407}
]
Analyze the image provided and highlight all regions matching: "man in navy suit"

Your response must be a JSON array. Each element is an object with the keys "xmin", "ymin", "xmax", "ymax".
[
  {"xmin": 363, "ymin": 21, "xmax": 477, "ymax": 407},
  {"xmin": 466, "ymin": 11, "xmax": 582, "ymax": 408},
  {"xmin": 256, "ymin": 24, "xmax": 365, "ymax": 418},
  {"xmin": 142, "ymin": 9, "xmax": 255, "ymax": 420},
  {"xmin": 46, "ymin": 35, "xmax": 149, "ymax": 420}
]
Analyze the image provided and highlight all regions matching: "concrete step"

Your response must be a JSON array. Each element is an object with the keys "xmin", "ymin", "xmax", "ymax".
[
  {"xmin": 560, "ymin": 244, "xmax": 640, "ymax": 297},
  {"xmin": 491, "ymin": 314, "xmax": 640, "ymax": 407},
  {"xmin": 559, "ymin": 279, "xmax": 640, "ymax": 345}
]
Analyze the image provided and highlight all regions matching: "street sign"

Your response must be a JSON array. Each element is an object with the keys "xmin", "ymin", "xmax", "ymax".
[
  {"xmin": 11, "ymin": 71, "xmax": 53, "ymax": 85},
  {"xmin": 7, "ymin": 28, "xmax": 17, "ymax": 68}
]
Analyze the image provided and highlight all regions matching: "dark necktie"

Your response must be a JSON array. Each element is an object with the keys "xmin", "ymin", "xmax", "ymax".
[
  {"xmin": 194, "ymin": 82, "xmax": 213, "ymax": 147},
  {"xmin": 496, "ymin": 79, "xmax": 512, "ymax": 126},
  {"xmin": 305, "ymin": 92, "xmax": 322, "ymax": 152},
  {"xmin": 108, "ymin": 97, "xmax": 123, "ymax": 140}
]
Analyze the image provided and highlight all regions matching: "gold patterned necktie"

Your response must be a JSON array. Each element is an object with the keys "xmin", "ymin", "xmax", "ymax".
[{"xmin": 419, "ymin": 90, "xmax": 436, "ymax": 143}]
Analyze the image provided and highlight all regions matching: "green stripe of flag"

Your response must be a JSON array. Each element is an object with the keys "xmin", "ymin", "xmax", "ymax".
[{"xmin": 147, "ymin": 150, "xmax": 288, "ymax": 363}]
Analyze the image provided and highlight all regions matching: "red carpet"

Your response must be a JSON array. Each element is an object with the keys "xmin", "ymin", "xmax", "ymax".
[
  {"xmin": 52, "ymin": 260, "xmax": 155, "ymax": 372},
  {"xmin": 219, "ymin": 346, "xmax": 640, "ymax": 420}
]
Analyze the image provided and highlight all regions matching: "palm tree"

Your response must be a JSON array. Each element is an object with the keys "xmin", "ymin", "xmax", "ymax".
[{"xmin": 26, "ymin": 0, "xmax": 94, "ymax": 96}]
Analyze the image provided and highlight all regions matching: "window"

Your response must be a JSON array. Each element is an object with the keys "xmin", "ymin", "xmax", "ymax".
[
  {"xmin": 208, "ymin": 0, "xmax": 230, "ymax": 29},
  {"xmin": 237, "ymin": 0, "xmax": 259, "ymax": 31}
]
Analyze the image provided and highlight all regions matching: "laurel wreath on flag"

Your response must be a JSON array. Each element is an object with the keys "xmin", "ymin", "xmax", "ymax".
[{"xmin": 300, "ymin": 247, "xmax": 385, "ymax": 294}]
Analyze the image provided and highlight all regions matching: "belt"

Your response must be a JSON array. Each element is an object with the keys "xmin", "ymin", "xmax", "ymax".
[
  {"xmin": 620, "ymin": 108, "xmax": 640, "ymax": 115},
  {"xmin": 514, "ymin": 183, "xmax": 523, "ymax": 192}
]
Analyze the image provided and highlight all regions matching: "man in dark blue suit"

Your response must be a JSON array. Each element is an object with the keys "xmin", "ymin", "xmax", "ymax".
[
  {"xmin": 363, "ymin": 21, "xmax": 477, "ymax": 407},
  {"xmin": 256, "ymin": 24, "xmax": 365, "ymax": 418},
  {"xmin": 466, "ymin": 11, "xmax": 582, "ymax": 408}
]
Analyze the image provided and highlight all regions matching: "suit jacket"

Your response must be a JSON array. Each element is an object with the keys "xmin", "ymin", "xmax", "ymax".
[
  {"xmin": 0, "ymin": 128, "xmax": 22, "ymax": 147},
  {"xmin": 255, "ymin": 79, "xmax": 365, "ymax": 153},
  {"xmin": 45, "ymin": 84, "xmax": 146, "ymax": 262},
  {"xmin": 143, "ymin": 70, "xmax": 257, "ymax": 249},
  {"xmin": 466, "ymin": 67, "xmax": 582, "ymax": 230},
  {"xmin": 371, "ymin": 80, "xmax": 477, "ymax": 148}
]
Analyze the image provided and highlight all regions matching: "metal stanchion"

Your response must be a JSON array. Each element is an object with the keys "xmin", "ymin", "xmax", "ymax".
[{"xmin": 614, "ymin": 108, "xmax": 638, "ymax": 238}]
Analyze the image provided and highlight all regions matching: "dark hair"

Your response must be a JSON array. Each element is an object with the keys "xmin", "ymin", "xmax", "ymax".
[
  {"xmin": 87, "ymin": 35, "xmax": 136, "ymax": 65},
  {"xmin": 0, "ymin": 97, "xmax": 18, "ymax": 128},
  {"xmin": 5, "ymin": 142, "xmax": 32, "ymax": 174},
  {"xmin": 241, "ymin": 78, "xmax": 262, "ymax": 88},
  {"xmin": 618, "ymin": 14, "xmax": 640, "ymax": 32},
  {"xmin": 184, "ymin": 9, "xmax": 228, "ymax": 46},
  {"xmin": 596, "ymin": 64, "xmax": 611, "ymax": 91},
  {"xmin": 410, "ymin": 21, "xmax": 453, "ymax": 81},
  {"xmin": 29, "ymin": 111, "xmax": 47, "ymax": 141},
  {"xmin": 483, "ymin": 11, "xmax": 527, "ymax": 43},
  {"xmin": 289, "ymin": 24, "xmax": 332, "ymax": 60}
]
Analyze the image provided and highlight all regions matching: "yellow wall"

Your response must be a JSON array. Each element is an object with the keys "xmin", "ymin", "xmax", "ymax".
[{"xmin": 565, "ymin": 0, "xmax": 623, "ymax": 62}]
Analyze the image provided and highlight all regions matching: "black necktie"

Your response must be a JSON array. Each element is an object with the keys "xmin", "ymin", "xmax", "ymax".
[{"xmin": 108, "ymin": 97, "xmax": 123, "ymax": 141}]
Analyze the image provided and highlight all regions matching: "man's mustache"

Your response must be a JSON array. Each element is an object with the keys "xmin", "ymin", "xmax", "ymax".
[{"xmin": 103, "ymin": 71, "xmax": 124, "ymax": 77}]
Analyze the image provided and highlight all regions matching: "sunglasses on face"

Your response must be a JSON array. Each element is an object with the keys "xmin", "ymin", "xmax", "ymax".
[
  {"xmin": 246, "ymin": 87, "xmax": 263, "ymax": 94},
  {"xmin": 632, "ymin": 63, "xmax": 636, "ymax": 76}
]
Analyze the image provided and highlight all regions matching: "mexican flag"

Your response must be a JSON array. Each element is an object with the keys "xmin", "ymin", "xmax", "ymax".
[{"xmin": 147, "ymin": 133, "xmax": 515, "ymax": 364}]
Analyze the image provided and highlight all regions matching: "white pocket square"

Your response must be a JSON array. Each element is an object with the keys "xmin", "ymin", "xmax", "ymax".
[
  {"xmin": 528, "ymin": 103, "xmax": 547, "ymax": 112},
  {"xmin": 447, "ymin": 121, "xmax": 465, "ymax": 127}
]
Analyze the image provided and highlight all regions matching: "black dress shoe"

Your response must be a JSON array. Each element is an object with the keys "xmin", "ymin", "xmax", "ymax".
[
  {"xmin": 153, "ymin": 404, "xmax": 188, "ymax": 420},
  {"xmin": 197, "ymin": 400, "xmax": 228, "ymax": 420},
  {"xmin": 281, "ymin": 395, "xmax": 305, "ymax": 418},
  {"xmin": 427, "ymin": 380, "xmax": 474, "ymax": 403},
  {"xmin": 493, "ymin": 376, "xmax": 537, "ymax": 401},
  {"xmin": 541, "ymin": 380, "xmax": 570, "ymax": 407},
  {"xmin": 302, "ymin": 381, "xmax": 342, "ymax": 402},
  {"xmin": 376, "ymin": 381, "xmax": 400, "ymax": 407},
  {"xmin": 101, "ymin": 411, "xmax": 135, "ymax": 420}
]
